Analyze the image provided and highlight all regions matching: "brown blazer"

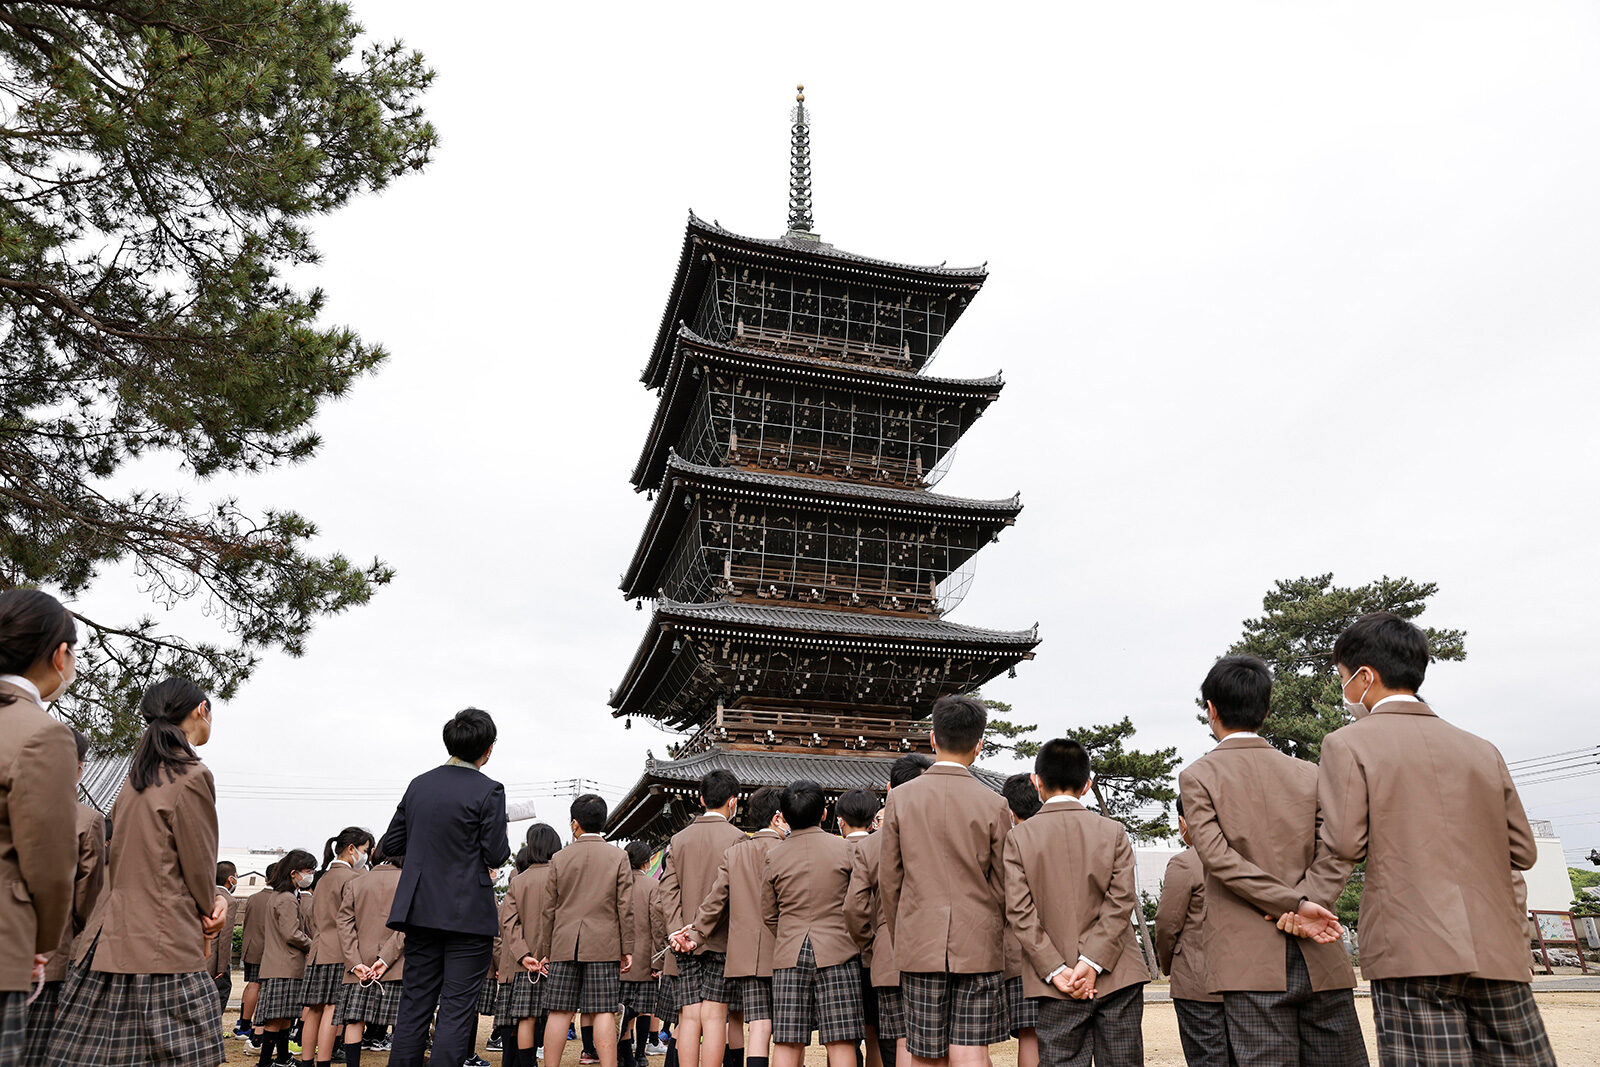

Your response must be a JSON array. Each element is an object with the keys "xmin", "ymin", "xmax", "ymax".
[
  {"xmin": 298, "ymin": 888, "xmax": 315, "ymax": 943},
  {"xmin": 846, "ymin": 831, "xmax": 903, "ymax": 988},
  {"xmin": 1154, "ymin": 848, "xmax": 1219, "ymax": 1003},
  {"xmin": 0, "ymin": 679, "xmax": 79, "ymax": 992},
  {"xmin": 241, "ymin": 889, "xmax": 270, "ymax": 966},
  {"xmin": 880, "ymin": 762, "xmax": 1010, "ymax": 974},
  {"xmin": 497, "ymin": 897, "xmax": 519, "ymax": 979},
  {"xmin": 42, "ymin": 802, "xmax": 107, "ymax": 983},
  {"xmin": 1002, "ymin": 800, "xmax": 1148, "ymax": 1000},
  {"xmin": 206, "ymin": 884, "xmax": 240, "ymax": 978},
  {"xmin": 1318, "ymin": 700, "xmax": 1538, "ymax": 982},
  {"xmin": 534, "ymin": 835, "xmax": 635, "ymax": 964},
  {"xmin": 260, "ymin": 889, "xmax": 312, "ymax": 981},
  {"xmin": 337, "ymin": 863, "xmax": 405, "ymax": 984},
  {"xmin": 78, "ymin": 760, "xmax": 219, "ymax": 974},
  {"xmin": 309, "ymin": 863, "xmax": 359, "ymax": 968},
  {"xmin": 662, "ymin": 814, "xmax": 745, "ymax": 955},
  {"xmin": 504, "ymin": 862, "xmax": 553, "ymax": 967},
  {"xmin": 651, "ymin": 879, "xmax": 678, "ymax": 978},
  {"xmin": 624, "ymin": 870, "xmax": 659, "ymax": 983},
  {"xmin": 759, "ymin": 826, "xmax": 859, "ymax": 969},
  {"xmin": 1178, "ymin": 736, "xmax": 1355, "ymax": 993},
  {"xmin": 688, "ymin": 828, "xmax": 782, "ymax": 978}
]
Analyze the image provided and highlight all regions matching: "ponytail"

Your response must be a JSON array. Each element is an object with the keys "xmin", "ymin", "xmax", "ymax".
[
  {"xmin": 128, "ymin": 677, "xmax": 206, "ymax": 792},
  {"xmin": 321, "ymin": 826, "xmax": 375, "ymax": 870},
  {"xmin": 0, "ymin": 590, "xmax": 77, "ymax": 707}
]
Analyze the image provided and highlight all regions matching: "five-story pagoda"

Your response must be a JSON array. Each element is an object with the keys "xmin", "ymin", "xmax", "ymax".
[{"xmin": 606, "ymin": 88, "xmax": 1039, "ymax": 840}]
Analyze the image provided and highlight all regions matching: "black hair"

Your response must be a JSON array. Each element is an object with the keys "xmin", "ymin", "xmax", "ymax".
[
  {"xmin": 780, "ymin": 779, "xmax": 825, "ymax": 829},
  {"xmin": 835, "ymin": 788, "xmax": 880, "ymax": 830},
  {"xmin": 371, "ymin": 845, "xmax": 403, "ymax": 869},
  {"xmin": 700, "ymin": 769, "xmax": 738, "ymax": 809},
  {"xmin": 516, "ymin": 822, "xmax": 562, "ymax": 868},
  {"xmin": 270, "ymin": 849, "xmax": 316, "ymax": 892},
  {"xmin": 1002, "ymin": 773, "xmax": 1042, "ymax": 821},
  {"xmin": 70, "ymin": 727, "xmax": 89, "ymax": 764},
  {"xmin": 442, "ymin": 707, "xmax": 496, "ymax": 762},
  {"xmin": 264, "ymin": 860, "xmax": 278, "ymax": 882},
  {"xmin": 322, "ymin": 826, "xmax": 375, "ymax": 870},
  {"xmin": 217, "ymin": 861, "xmax": 237, "ymax": 884},
  {"xmin": 1175, "ymin": 794, "xmax": 1184, "ymax": 819},
  {"xmin": 889, "ymin": 752, "xmax": 933, "ymax": 788},
  {"xmin": 746, "ymin": 786, "xmax": 783, "ymax": 830},
  {"xmin": 1035, "ymin": 738, "xmax": 1091, "ymax": 794},
  {"xmin": 931, "ymin": 694, "xmax": 987, "ymax": 754},
  {"xmin": 1333, "ymin": 611, "xmax": 1429, "ymax": 693},
  {"xmin": 0, "ymin": 589, "xmax": 77, "ymax": 707},
  {"xmin": 625, "ymin": 840, "xmax": 653, "ymax": 871},
  {"xmin": 128, "ymin": 677, "xmax": 207, "ymax": 793},
  {"xmin": 1201, "ymin": 654, "xmax": 1273, "ymax": 731},
  {"xmin": 571, "ymin": 793, "xmax": 608, "ymax": 834}
]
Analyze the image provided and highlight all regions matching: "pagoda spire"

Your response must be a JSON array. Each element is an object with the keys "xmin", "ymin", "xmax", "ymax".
[{"xmin": 785, "ymin": 84, "xmax": 818, "ymax": 241}]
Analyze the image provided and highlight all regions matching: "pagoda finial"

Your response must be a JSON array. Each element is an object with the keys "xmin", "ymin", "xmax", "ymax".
[{"xmin": 786, "ymin": 84, "xmax": 818, "ymax": 241}]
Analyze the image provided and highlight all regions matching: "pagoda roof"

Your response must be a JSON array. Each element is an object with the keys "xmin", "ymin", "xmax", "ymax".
[
  {"xmin": 622, "ymin": 454, "xmax": 1022, "ymax": 599},
  {"xmin": 604, "ymin": 746, "xmax": 1006, "ymax": 840},
  {"xmin": 643, "ymin": 213, "xmax": 989, "ymax": 389},
  {"xmin": 632, "ymin": 326, "xmax": 1003, "ymax": 491}
]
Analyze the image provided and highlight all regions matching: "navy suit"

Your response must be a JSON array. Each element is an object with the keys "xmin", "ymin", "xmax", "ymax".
[{"xmin": 381, "ymin": 762, "xmax": 511, "ymax": 1066}]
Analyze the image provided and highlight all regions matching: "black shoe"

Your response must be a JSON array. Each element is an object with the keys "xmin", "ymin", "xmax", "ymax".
[{"xmin": 487, "ymin": 1035, "xmax": 503, "ymax": 1051}]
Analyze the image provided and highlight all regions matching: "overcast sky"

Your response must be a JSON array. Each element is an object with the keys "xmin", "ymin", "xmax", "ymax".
[{"xmin": 90, "ymin": 2, "xmax": 1600, "ymax": 865}]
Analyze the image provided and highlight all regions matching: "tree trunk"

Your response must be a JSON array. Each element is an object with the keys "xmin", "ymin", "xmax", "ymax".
[{"xmin": 1092, "ymin": 780, "xmax": 1161, "ymax": 976}]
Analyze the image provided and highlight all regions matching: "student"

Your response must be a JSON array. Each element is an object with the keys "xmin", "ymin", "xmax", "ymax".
[
  {"xmin": 240, "ymin": 862, "xmax": 279, "ymax": 1044},
  {"xmin": 1003, "ymin": 740, "xmax": 1149, "ymax": 1067},
  {"xmin": 1154, "ymin": 796, "xmax": 1231, "ymax": 1067},
  {"xmin": 210, "ymin": 861, "xmax": 242, "ymax": 1017},
  {"xmin": 493, "ymin": 860, "xmax": 525, "ymax": 1067},
  {"xmin": 302, "ymin": 827, "xmax": 374, "ymax": 1066},
  {"xmin": 833, "ymin": 790, "xmax": 882, "ymax": 1067},
  {"xmin": 880, "ymin": 696, "xmax": 1011, "ymax": 1067},
  {"xmin": 526, "ymin": 795, "xmax": 634, "ymax": 1067},
  {"xmin": 505, "ymin": 823, "xmax": 562, "ymax": 1067},
  {"xmin": 1318, "ymin": 613, "xmax": 1555, "ymax": 1066},
  {"xmin": 1178, "ymin": 655, "xmax": 1366, "ymax": 1067},
  {"xmin": 846, "ymin": 754, "xmax": 931, "ymax": 1067},
  {"xmin": 21, "ymin": 727, "xmax": 106, "ymax": 1067},
  {"xmin": 757, "ymin": 780, "xmax": 863, "ymax": 1067},
  {"xmin": 999, "ymin": 774, "xmax": 1042, "ymax": 1067},
  {"xmin": 253, "ymin": 850, "xmax": 318, "ymax": 1067},
  {"xmin": 650, "ymin": 867, "xmax": 680, "ymax": 1067},
  {"xmin": 660, "ymin": 771, "xmax": 745, "ymax": 1067},
  {"xmin": 673, "ymin": 787, "xmax": 788, "ymax": 1067},
  {"xmin": 475, "ymin": 926, "xmax": 504, "ymax": 1067},
  {"xmin": 0, "ymin": 589, "xmax": 81, "ymax": 1066},
  {"xmin": 46, "ymin": 677, "xmax": 230, "ymax": 1067},
  {"xmin": 621, "ymin": 841, "xmax": 663, "ymax": 1067},
  {"xmin": 380, "ymin": 708, "xmax": 512, "ymax": 1067},
  {"xmin": 337, "ymin": 850, "xmax": 406, "ymax": 1067}
]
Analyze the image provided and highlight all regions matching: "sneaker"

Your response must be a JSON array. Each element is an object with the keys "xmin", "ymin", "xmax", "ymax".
[
  {"xmin": 581, "ymin": 1053, "xmax": 600, "ymax": 1065},
  {"xmin": 332, "ymin": 1046, "xmax": 347, "ymax": 1063},
  {"xmin": 372, "ymin": 1039, "xmax": 391, "ymax": 1052},
  {"xmin": 487, "ymin": 1035, "xmax": 503, "ymax": 1051},
  {"xmin": 247, "ymin": 1035, "xmax": 263, "ymax": 1051},
  {"xmin": 287, "ymin": 1040, "xmax": 301, "ymax": 1055},
  {"xmin": 465, "ymin": 1057, "xmax": 492, "ymax": 1067},
  {"xmin": 646, "ymin": 1041, "xmax": 669, "ymax": 1057}
]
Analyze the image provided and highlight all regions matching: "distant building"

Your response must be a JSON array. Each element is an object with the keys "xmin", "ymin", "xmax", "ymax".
[{"xmin": 1524, "ymin": 819, "xmax": 1577, "ymax": 913}]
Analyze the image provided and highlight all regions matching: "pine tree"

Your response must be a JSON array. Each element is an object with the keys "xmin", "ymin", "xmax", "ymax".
[{"xmin": 1, "ymin": 1, "xmax": 435, "ymax": 745}]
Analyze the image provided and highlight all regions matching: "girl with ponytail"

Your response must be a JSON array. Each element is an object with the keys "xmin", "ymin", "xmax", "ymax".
[
  {"xmin": 254, "ymin": 851, "xmax": 318, "ymax": 1067},
  {"xmin": 300, "ymin": 826, "xmax": 374, "ymax": 1065},
  {"xmin": 503, "ymin": 823, "xmax": 563, "ymax": 1067},
  {"xmin": 44, "ymin": 676, "xmax": 228, "ymax": 1067},
  {"xmin": 0, "ymin": 589, "xmax": 80, "ymax": 1063}
]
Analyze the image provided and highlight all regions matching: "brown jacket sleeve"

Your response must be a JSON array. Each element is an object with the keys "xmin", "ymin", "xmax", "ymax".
[
  {"xmin": 1002, "ymin": 833, "xmax": 1058, "ymax": 980},
  {"xmin": 505, "ymin": 880, "xmax": 531, "ymax": 967},
  {"xmin": 879, "ymin": 791, "xmax": 904, "ymax": 944},
  {"xmin": 14, "ymin": 719, "xmax": 78, "ymax": 953},
  {"xmin": 379, "ymin": 929, "xmax": 404, "ymax": 967},
  {"xmin": 174, "ymin": 768, "xmax": 221, "ymax": 918},
  {"xmin": 1180, "ymin": 770, "xmax": 1301, "ymax": 917},
  {"xmin": 74, "ymin": 813, "xmax": 107, "ymax": 942},
  {"xmin": 1082, "ymin": 830, "xmax": 1137, "ymax": 969},
  {"xmin": 617, "ymin": 853, "xmax": 636, "ymax": 960},
  {"xmin": 660, "ymin": 848, "xmax": 683, "ymax": 933},
  {"xmin": 337, "ymin": 884, "xmax": 362, "ymax": 970},
  {"xmin": 759, "ymin": 854, "xmax": 780, "ymax": 941},
  {"xmin": 689, "ymin": 853, "xmax": 733, "ymax": 945},
  {"xmin": 533, "ymin": 861, "xmax": 559, "ymax": 962},
  {"xmin": 1153, "ymin": 854, "xmax": 1186, "ymax": 976},
  {"xmin": 1500, "ymin": 754, "xmax": 1538, "ymax": 871},
  {"xmin": 648, "ymin": 882, "xmax": 666, "ymax": 970},
  {"xmin": 844, "ymin": 844, "xmax": 875, "ymax": 951},
  {"xmin": 274, "ymin": 893, "xmax": 312, "ymax": 954}
]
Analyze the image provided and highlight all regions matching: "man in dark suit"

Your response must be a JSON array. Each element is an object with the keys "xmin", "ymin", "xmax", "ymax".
[{"xmin": 381, "ymin": 708, "xmax": 512, "ymax": 1067}]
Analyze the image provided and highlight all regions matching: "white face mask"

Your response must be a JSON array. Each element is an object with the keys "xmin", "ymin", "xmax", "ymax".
[
  {"xmin": 354, "ymin": 849, "xmax": 370, "ymax": 870},
  {"xmin": 41, "ymin": 650, "xmax": 75, "ymax": 704},
  {"xmin": 1338, "ymin": 668, "xmax": 1373, "ymax": 720},
  {"xmin": 296, "ymin": 871, "xmax": 313, "ymax": 890}
]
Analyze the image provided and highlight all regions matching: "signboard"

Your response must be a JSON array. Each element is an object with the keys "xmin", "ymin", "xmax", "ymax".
[{"xmin": 1529, "ymin": 910, "xmax": 1591, "ymax": 975}]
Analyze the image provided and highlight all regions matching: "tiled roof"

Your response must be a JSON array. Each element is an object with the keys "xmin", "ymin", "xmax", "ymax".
[
  {"xmin": 79, "ymin": 754, "xmax": 131, "ymax": 815},
  {"xmin": 678, "ymin": 326, "xmax": 1005, "ymax": 389},
  {"xmin": 657, "ymin": 598, "xmax": 1040, "ymax": 646},
  {"xmin": 642, "ymin": 746, "xmax": 1007, "ymax": 791},
  {"xmin": 687, "ymin": 213, "xmax": 989, "ymax": 281},
  {"xmin": 663, "ymin": 454, "xmax": 1021, "ymax": 513}
]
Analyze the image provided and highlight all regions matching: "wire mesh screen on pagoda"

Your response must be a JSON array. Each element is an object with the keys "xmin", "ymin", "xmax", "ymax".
[
  {"xmin": 693, "ymin": 264, "xmax": 952, "ymax": 371},
  {"xmin": 676, "ymin": 370, "xmax": 966, "ymax": 488},
  {"xmin": 655, "ymin": 497, "xmax": 982, "ymax": 616}
]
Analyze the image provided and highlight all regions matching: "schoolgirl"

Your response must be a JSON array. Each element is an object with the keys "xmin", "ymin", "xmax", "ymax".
[
  {"xmin": 302, "ymin": 827, "xmax": 374, "ymax": 1065},
  {"xmin": 253, "ymin": 850, "xmax": 318, "ymax": 1067},
  {"xmin": 336, "ymin": 849, "xmax": 405, "ymax": 1067},
  {"xmin": 238, "ymin": 861, "xmax": 279, "ymax": 1043},
  {"xmin": 503, "ymin": 823, "xmax": 562, "ymax": 1067}
]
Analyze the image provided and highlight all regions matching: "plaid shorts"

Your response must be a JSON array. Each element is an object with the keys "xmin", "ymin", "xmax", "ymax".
[
  {"xmin": 2, "ymin": 990, "xmax": 25, "ymax": 1067},
  {"xmin": 873, "ymin": 985, "xmax": 906, "ymax": 1042},
  {"xmin": 43, "ymin": 965, "xmax": 224, "ymax": 1067},
  {"xmin": 504, "ymin": 971, "xmax": 546, "ymax": 1021},
  {"xmin": 899, "ymin": 970, "xmax": 1009, "ymax": 1059},
  {"xmin": 771, "ymin": 938, "xmax": 864, "ymax": 1046},
  {"xmin": 242, "ymin": 962, "xmax": 261, "ymax": 984},
  {"xmin": 620, "ymin": 981, "xmax": 658, "ymax": 1022},
  {"xmin": 1371, "ymin": 975, "xmax": 1555, "ymax": 1067},
  {"xmin": 1004, "ymin": 975, "xmax": 1040, "ymax": 1034},
  {"xmin": 477, "ymin": 969, "xmax": 500, "ymax": 1016},
  {"xmin": 1223, "ymin": 938, "xmax": 1365, "ymax": 1067},
  {"xmin": 339, "ymin": 979, "xmax": 400, "ymax": 1028},
  {"xmin": 727, "ymin": 975, "xmax": 773, "ymax": 1022},
  {"xmin": 675, "ymin": 950, "xmax": 730, "ymax": 1006},
  {"xmin": 1036, "ymin": 982, "xmax": 1145, "ymax": 1067},
  {"xmin": 254, "ymin": 976, "xmax": 307, "ymax": 1024},
  {"xmin": 546, "ymin": 960, "xmax": 623, "ymax": 1015},
  {"xmin": 300, "ymin": 961, "xmax": 344, "ymax": 1007},
  {"xmin": 656, "ymin": 974, "xmax": 680, "ymax": 1023},
  {"xmin": 21, "ymin": 978, "xmax": 61, "ymax": 1067}
]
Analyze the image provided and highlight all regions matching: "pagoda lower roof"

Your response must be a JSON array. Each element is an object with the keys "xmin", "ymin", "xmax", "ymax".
[
  {"xmin": 621, "ymin": 454, "xmax": 1022, "ymax": 599},
  {"xmin": 604, "ymin": 746, "xmax": 1006, "ymax": 840},
  {"xmin": 632, "ymin": 326, "xmax": 1003, "ymax": 491},
  {"xmin": 643, "ymin": 213, "xmax": 989, "ymax": 390}
]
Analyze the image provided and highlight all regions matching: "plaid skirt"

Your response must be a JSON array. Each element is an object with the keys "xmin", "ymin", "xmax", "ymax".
[
  {"xmin": 873, "ymin": 985, "xmax": 906, "ymax": 1042},
  {"xmin": 1004, "ymin": 975, "xmax": 1039, "ymax": 1034},
  {"xmin": 20, "ymin": 980, "xmax": 62, "ymax": 1067},
  {"xmin": 503, "ymin": 971, "xmax": 546, "ymax": 1022},
  {"xmin": 255, "ymin": 976, "xmax": 307, "ymax": 1024},
  {"xmin": 656, "ymin": 974, "xmax": 680, "ymax": 1024},
  {"xmin": 620, "ymin": 981, "xmax": 657, "ymax": 1022},
  {"xmin": 546, "ymin": 960, "xmax": 622, "ymax": 1016},
  {"xmin": 43, "ymin": 964, "xmax": 224, "ymax": 1067},
  {"xmin": 899, "ymin": 970, "xmax": 1009, "ymax": 1059},
  {"xmin": 771, "ymin": 939, "xmax": 863, "ymax": 1046},
  {"xmin": 301, "ymin": 962, "xmax": 344, "ymax": 1007},
  {"xmin": 2, "ymin": 990, "xmax": 25, "ymax": 1067},
  {"xmin": 727, "ymin": 975, "xmax": 773, "ymax": 1022},
  {"xmin": 242, "ymin": 962, "xmax": 261, "ymax": 984},
  {"xmin": 339, "ymin": 979, "xmax": 400, "ymax": 1028},
  {"xmin": 477, "ymin": 969, "xmax": 501, "ymax": 1016}
]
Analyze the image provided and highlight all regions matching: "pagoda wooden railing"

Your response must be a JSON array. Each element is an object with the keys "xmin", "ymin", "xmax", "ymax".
[
  {"xmin": 716, "ymin": 558, "xmax": 943, "ymax": 615},
  {"xmin": 727, "ymin": 434, "xmax": 929, "ymax": 487},
  {"xmin": 731, "ymin": 320, "xmax": 917, "ymax": 371},
  {"xmin": 676, "ymin": 701, "xmax": 929, "ymax": 758}
]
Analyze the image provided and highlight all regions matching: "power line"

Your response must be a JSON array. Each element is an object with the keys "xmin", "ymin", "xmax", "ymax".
[{"xmin": 1508, "ymin": 745, "xmax": 1599, "ymax": 768}]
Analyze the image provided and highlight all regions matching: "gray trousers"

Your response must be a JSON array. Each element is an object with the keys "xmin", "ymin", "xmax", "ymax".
[
  {"xmin": 1035, "ymin": 982, "xmax": 1144, "ymax": 1067},
  {"xmin": 1222, "ymin": 939, "xmax": 1367, "ymax": 1067},
  {"xmin": 1173, "ymin": 997, "xmax": 1234, "ymax": 1067}
]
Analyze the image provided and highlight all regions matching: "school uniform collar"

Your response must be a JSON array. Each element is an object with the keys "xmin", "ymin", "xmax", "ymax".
[
  {"xmin": 1041, "ymin": 796, "xmax": 1086, "ymax": 810},
  {"xmin": 695, "ymin": 812, "xmax": 729, "ymax": 822},
  {"xmin": 845, "ymin": 830, "xmax": 871, "ymax": 838},
  {"xmin": 573, "ymin": 832, "xmax": 605, "ymax": 842},
  {"xmin": 329, "ymin": 859, "xmax": 352, "ymax": 870},
  {"xmin": 1370, "ymin": 695, "xmax": 1433, "ymax": 715},
  {"xmin": 0, "ymin": 674, "xmax": 44, "ymax": 707},
  {"xmin": 925, "ymin": 762, "xmax": 975, "ymax": 777},
  {"xmin": 1213, "ymin": 732, "xmax": 1271, "ymax": 750},
  {"xmin": 787, "ymin": 826, "xmax": 825, "ymax": 839},
  {"xmin": 444, "ymin": 757, "xmax": 480, "ymax": 770},
  {"xmin": 752, "ymin": 828, "xmax": 782, "ymax": 839}
]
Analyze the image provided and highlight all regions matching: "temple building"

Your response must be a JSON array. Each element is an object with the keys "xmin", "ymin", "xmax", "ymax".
[{"xmin": 606, "ymin": 88, "xmax": 1040, "ymax": 840}]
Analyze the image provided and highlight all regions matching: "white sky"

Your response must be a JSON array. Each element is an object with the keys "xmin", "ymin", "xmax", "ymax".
[{"xmin": 94, "ymin": 2, "xmax": 1600, "ymax": 866}]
